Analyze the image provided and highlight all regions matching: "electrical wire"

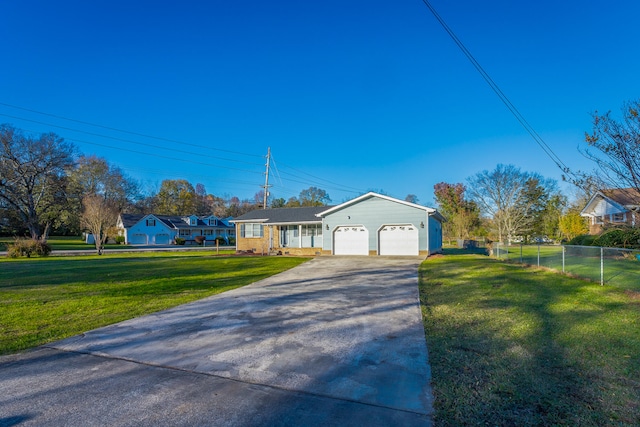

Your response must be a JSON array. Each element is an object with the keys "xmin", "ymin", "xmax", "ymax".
[
  {"xmin": 0, "ymin": 113, "xmax": 264, "ymax": 167},
  {"xmin": 421, "ymin": 0, "xmax": 579, "ymax": 182},
  {"xmin": 0, "ymin": 101, "xmax": 263, "ymax": 158}
]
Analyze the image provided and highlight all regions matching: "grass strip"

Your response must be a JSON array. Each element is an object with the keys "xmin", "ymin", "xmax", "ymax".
[
  {"xmin": 0, "ymin": 253, "xmax": 308, "ymax": 355},
  {"xmin": 419, "ymin": 253, "xmax": 640, "ymax": 426}
]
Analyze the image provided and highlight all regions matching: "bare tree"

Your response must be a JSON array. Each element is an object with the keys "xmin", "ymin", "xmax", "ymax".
[
  {"xmin": 298, "ymin": 187, "xmax": 331, "ymax": 206},
  {"xmin": 581, "ymin": 99, "xmax": 640, "ymax": 195},
  {"xmin": 0, "ymin": 125, "xmax": 75, "ymax": 239},
  {"xmin": 81, "ymin": 194, "xmax": 119, "ymax": 255},
  {"xmin": 70, "ymin": 155, "xmax": 139, "ymax": 210},
  {"xmin": 467, "ymin": 165, "xmax": 538, "ymax": 243}
]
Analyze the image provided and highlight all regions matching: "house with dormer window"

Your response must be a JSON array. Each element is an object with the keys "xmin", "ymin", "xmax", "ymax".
[{"xmin": 117, "ymin": 214, "xmax": 235, "ymax": 245}]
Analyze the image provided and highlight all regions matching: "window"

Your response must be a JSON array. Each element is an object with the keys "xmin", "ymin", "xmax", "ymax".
[
  {"xmin": 302, "ymin": 224, "xmax": 322, "ymax": 236},
  {"xmin": 594, "ymin": 215, "xmax": 603, "ymax": 224},
  {"xmin": 209, "ymin": 218, "xmax": 218, "ymax": 226},
  {"xmin": 179, "ymin": 229, "xmax": 191, "ymax": 236},
  {"xmin": 146, "ymin": 219, "xmax": 156, "ymax": 226},
  {"xmin": 204, "ymin": 229, "xmax": 214, "ymax": 236},
  {"xmin": 240, "ymin": 223, "xmax": 263, "ymax": 238},
  {"xmin": 190, "ymin": 218, "xmax": 197, "ymax": 226},
  {"xmin": 612, "ymin": 213, "xmax": 626, "ymax": 222}
]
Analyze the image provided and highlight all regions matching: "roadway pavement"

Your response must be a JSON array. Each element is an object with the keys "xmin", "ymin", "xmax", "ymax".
[{"xmin": 0, "ymin": 256, "xmax": 434, "ymax": 426}]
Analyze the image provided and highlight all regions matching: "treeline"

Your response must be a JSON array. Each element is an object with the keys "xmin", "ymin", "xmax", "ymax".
[
  {"xmin": 0, "ymin": 124, "xmax": 331, "ymax": 240},
  {"xmin": 433, "ymin": 164, "xmax": 589, "ymax": 244}
]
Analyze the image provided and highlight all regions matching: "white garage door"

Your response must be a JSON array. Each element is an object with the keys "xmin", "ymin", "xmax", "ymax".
[
  {"xmin": 129, "ymin": 233, "xmax": 148, "ymax": 245},
  {"xmin": 379, "ymin": 224, "xmax": 419, "ymax": 256},
  {"xmin": 333, "ymin": 226, "xmax": 369, "ymax": 255},
  {"xmin": 155, "ymin": 233, "xmax": 171, "ymax": 245}
]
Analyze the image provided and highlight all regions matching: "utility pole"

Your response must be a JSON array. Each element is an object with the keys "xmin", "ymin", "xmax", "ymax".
[{"xmin": 262, "ymin": 147, "xmax": 271, "ymax": 209}]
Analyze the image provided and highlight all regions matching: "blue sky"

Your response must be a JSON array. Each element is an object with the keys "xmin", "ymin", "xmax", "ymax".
[{"xmin": 2, "ymin": 1, "xmax": 640, "ymax": 206}]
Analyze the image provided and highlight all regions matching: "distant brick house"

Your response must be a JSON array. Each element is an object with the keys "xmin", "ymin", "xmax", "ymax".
[{"xmin": 580, "ymin": 188, "xmax": 640, "ymax": 234}]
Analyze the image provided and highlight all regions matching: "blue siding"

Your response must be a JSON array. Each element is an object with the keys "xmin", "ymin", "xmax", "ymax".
[{"xmin": 322, "ymin": 196, "xmax": 432, "ymax": 253}]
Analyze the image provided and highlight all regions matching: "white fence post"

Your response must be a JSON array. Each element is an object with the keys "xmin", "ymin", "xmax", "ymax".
[{"xmin": 600, "ymin": 246, "xmax": 604, "ymax": 286}]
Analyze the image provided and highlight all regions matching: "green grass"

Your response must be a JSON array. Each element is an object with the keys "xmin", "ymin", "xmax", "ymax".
[
  {"xmin": 0, "ymin": 252, "xmax": 308, "ymax": 355},
  {"xmin": 496, "ymin": 244, "xmax": 640, "ymax": 290},
  {"xmin": 0, "ymin": 235, "xmax": 236, "ymax": 253},
  {"xmin": 420, "ymin": 252, "xmax": 640, "ymax": 426},
  {"xmin": 0, "ymin": 235, "xmax": 133, "ymax": 251}
]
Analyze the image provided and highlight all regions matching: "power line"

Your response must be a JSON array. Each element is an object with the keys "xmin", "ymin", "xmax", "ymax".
[
  {"xmin": 420, "ymin": 0, "xmax": 578, "ymax": 181},
  {"xmin": 1, "ymin": 103, "xmax": 369, "ymax": 199},
  {"xmin": 61, "ymin": 135, "xmax": 264, "ymax": 176},
  {"xmin": 0, "ymin": 101, "xmax": 263, "ymax": 158},
  {"xmin": 0, "ymin": 113, "xmax": 264, "ymax": 167}
]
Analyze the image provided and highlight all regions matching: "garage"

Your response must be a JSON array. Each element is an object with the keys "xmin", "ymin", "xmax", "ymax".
[
  {"xmin": 129, "ymin": 233, "xmax": 148, "ymax": 245},
  {"xmin": 155, "ymin": 233, "xmax": 171, "ymax": 245},
  {"xmin": 333, "ymin": 226, "xmax": 369, "ymax": 255},
  {"xmin": 379, "ymin": 224, "xmax": 419, "ymax": 256}
]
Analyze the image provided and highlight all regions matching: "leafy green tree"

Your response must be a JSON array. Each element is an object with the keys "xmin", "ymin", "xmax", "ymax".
[
  {"xmin": 559, "ymin": 212, "xmax": 588, "ymax": 241},
  {"xmin": 0, "ymin": 125, "xmax": 75, "ymax": 239},
  {"xmin": 155, "ymin": 179, "xmax": 196, "ymax": 215},
  {"xmin": 515, "ymin": 177, "xmax": 560, "ymax": 242},
  {"xmin": 271, "ymin": 197, "xmax": 286, "ymax": 208},
  {"xmin": 433, "ymin": 182, "xmax": 480, "ymax": 240},
  {"xmin": 285, "ymin": 197, "xmax": 301, "ymax": 207},
  {"xmin": 298, "ymin": 187, "xmax": 331, "ymax": 206}
]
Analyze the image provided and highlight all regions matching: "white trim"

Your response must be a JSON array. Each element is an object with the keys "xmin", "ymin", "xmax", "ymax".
[{"xmin": 317, "ymin": 192, "xmax": 437, "ymax": 216}]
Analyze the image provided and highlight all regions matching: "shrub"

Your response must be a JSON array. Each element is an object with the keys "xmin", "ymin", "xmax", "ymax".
[
  {"xmin": 594, "ymin": 227, "xmax": 640, "ymax": 249},
  {"xmin": 194, "ymin": 235, "xmax": 206, "ymax": 245},
  {"xmin": 174, "ymin": 237, "xmax": 186, "ymax": 245},
  {"xmin": 568, "ymin": 234, "xmax": 598, "ymax": 246},
  {"xmin": 228, "ymin": 237, "xmax": 236, "ymax": 245},
  {"xmin": 6, "ymin": 238, "xmax": 52, "ymax": 258},
  {"xmin": 115, "ymin": 235, "xmax": 125, "ymax": 244}
]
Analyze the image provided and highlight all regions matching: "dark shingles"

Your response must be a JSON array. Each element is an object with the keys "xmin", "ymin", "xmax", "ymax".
[{"xmin": 233, "ymin": 206, "xmax": 332, "ymax": 224}]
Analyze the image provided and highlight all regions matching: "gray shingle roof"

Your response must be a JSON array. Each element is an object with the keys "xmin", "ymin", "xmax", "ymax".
[
  {"xmin": 232, "ymin": 206, "xmax": 332, "ymax": 224},
  {"xmin": 119, "ymin": 213, "xmax": 234, "ymax": 229}
]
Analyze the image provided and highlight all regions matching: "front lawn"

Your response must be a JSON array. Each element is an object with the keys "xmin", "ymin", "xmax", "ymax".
[
  {"xmin": 0, "ymin": 252, "xmax": 308, "ymax": 355},
  {"xmin": 0, "ymin": 235, "xmax": 132, "ymax": 251},
  {"xmin": 420, "ymin": 253, "xmax": 640, "ymax": 426}
]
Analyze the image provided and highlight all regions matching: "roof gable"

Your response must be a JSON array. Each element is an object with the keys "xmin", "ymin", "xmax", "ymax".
[
  {"xmin": 581, "ymin": 188, "xmax": 640, "ymax": 216},
  {"xmin": 316, "ymin": 192, "xmax": 445, "ymax": 222}
]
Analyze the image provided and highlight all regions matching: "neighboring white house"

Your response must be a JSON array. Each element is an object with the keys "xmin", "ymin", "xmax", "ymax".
[
  {"xmin": 580, "ymin": 188, "xmax": 640, "ymax": 234},
  {"xmin": 232, "ymin": 192, "xmax": 445, "ymax": 256},
  {"xmin": 117, "ymin": 214, "xmax": 235, "ymax": 245}
]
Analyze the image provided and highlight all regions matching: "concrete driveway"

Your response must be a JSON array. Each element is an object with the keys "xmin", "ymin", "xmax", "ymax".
[{"xmin": 0, "ymin": 257, "xmax": 433, "ymax": 426}]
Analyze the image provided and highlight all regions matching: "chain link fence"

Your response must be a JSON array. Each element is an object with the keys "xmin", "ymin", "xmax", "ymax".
[{"xmin": 493, "ymin": 243, "xmax": 640, "ymax": 288}]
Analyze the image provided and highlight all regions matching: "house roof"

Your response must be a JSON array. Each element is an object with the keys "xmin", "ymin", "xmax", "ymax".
[
  {"xmin": 119, "ymin": 213, "xmax": 234, "ymax": 229},
  {"xmin": 601, "ymin": 188, "xmax": 640, "ymax": 207},
  {"xmin": 316, "ymin": 192, "xmax": 446, "ymax": 222},
  {"xmin": 232, "ymin": 206, "xmax": 331, "ymax": 224},
  {"xmin": 581, "ymin": 188, "xmax": 640, "ymax": 216}
]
